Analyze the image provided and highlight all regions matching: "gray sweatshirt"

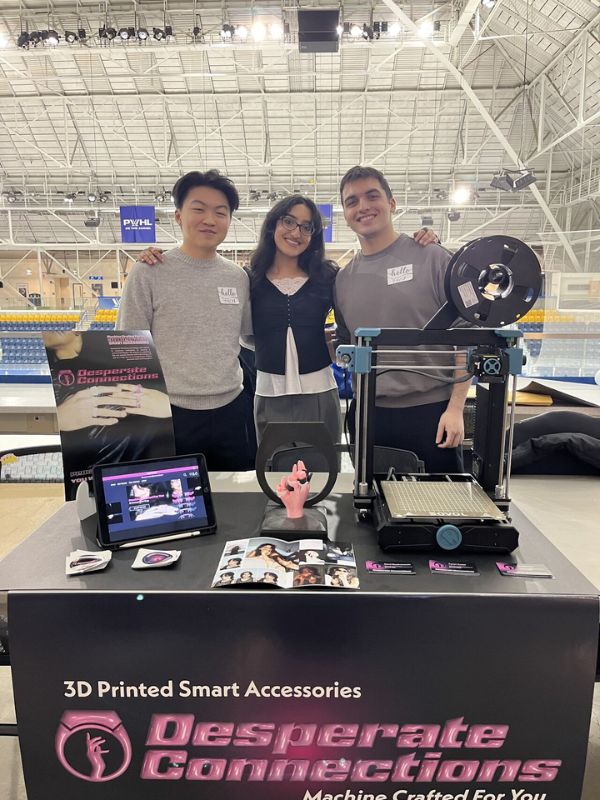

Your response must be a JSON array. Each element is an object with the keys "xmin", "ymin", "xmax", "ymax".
[
  {"xmin": 117, "ymin": 248, "xmax": 252, "ymax": 410},
  {"xmin": 334, "ymin": 234, "xmax": 455, "ymax": 408}
]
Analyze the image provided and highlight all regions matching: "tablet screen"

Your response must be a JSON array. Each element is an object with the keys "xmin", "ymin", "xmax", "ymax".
[{"xmin": 94, "ymin": 454, "xmax": 216, "ymax": 547}]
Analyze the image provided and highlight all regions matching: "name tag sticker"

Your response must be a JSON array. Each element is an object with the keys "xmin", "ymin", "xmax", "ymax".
[
  {"xmin": 218, "ymin": 287, "xmax": 239, "ymax": 305},
  {"xmin": 387, "ymin": 264, "xmax": 413, "ymax": 285}
]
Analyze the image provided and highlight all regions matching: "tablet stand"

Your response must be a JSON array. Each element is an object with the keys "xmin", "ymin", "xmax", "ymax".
[{"xmin": 75, "ymin": 480, "xmax": 97, "ymax": 522}]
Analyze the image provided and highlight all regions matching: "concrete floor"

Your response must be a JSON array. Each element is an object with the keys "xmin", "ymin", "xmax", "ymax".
[{"xmin": 0, "ymin": 474, "xmax": 599, "ymax": 798}]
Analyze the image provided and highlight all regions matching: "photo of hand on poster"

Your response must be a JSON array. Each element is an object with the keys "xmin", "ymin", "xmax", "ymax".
[{"xmin": 44, "ymin": 330, "xmax": 175, "ymax": 500}]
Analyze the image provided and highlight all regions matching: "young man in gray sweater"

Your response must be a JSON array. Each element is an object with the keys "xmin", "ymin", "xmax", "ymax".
[
  {"xmin": 117, "ymin": 170, "xmax": 252, "ymax": 470},
  {"xmin": 334, "ymin": 166, "xmax": 471, "ymax": 472}
]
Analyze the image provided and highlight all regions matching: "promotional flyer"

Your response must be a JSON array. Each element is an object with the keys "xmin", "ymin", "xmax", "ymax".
[
  {"xmin": 9, "ymin": 591, "xmax": 598, "ymax": 800},
  {"xmin": 43, "ymin": 330, "xmax": 175, "ymax": 499}
]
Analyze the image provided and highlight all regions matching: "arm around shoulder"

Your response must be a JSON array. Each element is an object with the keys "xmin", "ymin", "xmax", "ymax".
[{"xmin": 116, "ymin": 262, "xmax": 154, "ymax": 331}]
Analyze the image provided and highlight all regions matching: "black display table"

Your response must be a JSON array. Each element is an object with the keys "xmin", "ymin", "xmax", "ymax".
[{"xmin": 0, "ymin": 489, "xmax": 598, "ymax": 800}]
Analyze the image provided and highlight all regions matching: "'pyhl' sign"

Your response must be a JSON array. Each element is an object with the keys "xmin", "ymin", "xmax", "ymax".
[{"xmin": 120, "ymin": 206, "xmax": 156, "ymax": 243}]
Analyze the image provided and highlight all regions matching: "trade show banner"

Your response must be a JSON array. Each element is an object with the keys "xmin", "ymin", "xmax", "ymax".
[
  {"xmin": 120, "ymin": 205, "xmax": 156, "ymax": 243},
  {"xmin": 43, "ymin": 330, "xmax": 175, "ymax": 500},
  {"xmin": 9, "ymin": 591, "xmax": 597, "ymax": 800},
  {"xmin": 317, "ymin": 203, "xmax": 333, "ymax": 243}
]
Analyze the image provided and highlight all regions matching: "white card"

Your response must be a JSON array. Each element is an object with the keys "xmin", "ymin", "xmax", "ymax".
[
  {"xmin": 387, "ymin": 264, "xmax": 413, "ymax": 285},
  {"xmin": 66, "ymin": 549, "xmax": 112, "ymax": 576},
  {"xmin": 132, "ymin": 548, "xmax": 181, "ymax": 569},
  {"xmin": 457, "ymin": 281, "xmax": 479, "ymax": 308},
  {"xmin": 218, "ymin": 286, "xmax": 239, "ymax": 304}
]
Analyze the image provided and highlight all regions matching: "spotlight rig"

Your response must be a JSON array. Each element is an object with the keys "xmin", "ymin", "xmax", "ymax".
[{"xmin": 490, "ymin": 169, "xmax": 536, "ymax": 192}]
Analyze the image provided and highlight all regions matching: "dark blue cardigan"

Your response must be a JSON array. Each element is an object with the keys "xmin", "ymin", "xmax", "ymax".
[{"xmin": 250, "ymin": 275, "xmax": 335, "ymax": 376}]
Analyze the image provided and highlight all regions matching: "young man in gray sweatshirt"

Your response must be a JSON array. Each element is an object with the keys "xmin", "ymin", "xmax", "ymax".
[
  {"xmin": 117, "ymin": 170, "xmax": 252, "ymax": 470},
  {"xmin": 334, "ymin": 166, "xmax": 471, "ymax": 472}
]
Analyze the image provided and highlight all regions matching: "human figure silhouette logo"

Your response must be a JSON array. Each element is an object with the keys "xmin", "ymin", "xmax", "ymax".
[
  {"xmin": 57, "ymin": 369, "xmax": 76, "ymax": 386},
  {"xmin": 55, "ymin": 711, "xmax": 132, "ymax": 782}
]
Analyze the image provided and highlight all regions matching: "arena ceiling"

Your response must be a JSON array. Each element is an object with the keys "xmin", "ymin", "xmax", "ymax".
[{"xmin": 0, "ymin": 0, "xmax": 598, "ymax": 272}]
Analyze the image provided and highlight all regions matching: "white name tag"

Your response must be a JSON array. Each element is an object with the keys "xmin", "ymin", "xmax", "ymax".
[
  {"xmin": 387, "ymin": 264, "xmax": 413, "ymax": 285},
  {"xmin": 218, "ymin": 287, "xmax": 239, "ymax": 305}
]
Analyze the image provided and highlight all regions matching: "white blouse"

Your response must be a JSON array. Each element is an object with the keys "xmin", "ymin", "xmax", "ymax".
[{"xmin": 255, "ymin": 276, "xmax": 336, "ymax": 398}]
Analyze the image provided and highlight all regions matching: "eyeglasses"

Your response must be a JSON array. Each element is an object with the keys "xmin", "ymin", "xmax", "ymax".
[{"xmin": 279, "ymin": 214, "xmax": 314, "ymax": 236}]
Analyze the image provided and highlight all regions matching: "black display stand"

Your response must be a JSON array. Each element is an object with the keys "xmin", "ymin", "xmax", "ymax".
[{"xmin": 1, "ymin": 491, "xmax": 598, "ymax": 800}]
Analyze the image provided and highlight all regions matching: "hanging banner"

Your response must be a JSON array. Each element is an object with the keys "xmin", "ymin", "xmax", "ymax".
[
  {"xmin": 317, "ymin": 203, "xmax": 333, "ymax": 243},
  {"xmin": 120, "ymin": 206, "xmax": 156, "ymax": 244},
  {"xmin": 43, "ymin": 330, "xmax": 175, "ymax": 500},
  {"xmin": 8, "ymin": 590, "xmax": 598, "ymax": 800}
]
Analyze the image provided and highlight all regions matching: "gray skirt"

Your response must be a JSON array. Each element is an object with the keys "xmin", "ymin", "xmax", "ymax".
[{"xmin": 254, "ymin": 388, "xmax": 342, "ymax": 445}]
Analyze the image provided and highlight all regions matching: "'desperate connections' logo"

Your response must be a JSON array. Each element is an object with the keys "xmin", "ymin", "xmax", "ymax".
[
  {"xmin": 57, "ymin": 369, "xmax": 76, "ymax": 387},
  {"xmin": 55, "ymin": 710, "xmax": 132, "ymax": 783}
]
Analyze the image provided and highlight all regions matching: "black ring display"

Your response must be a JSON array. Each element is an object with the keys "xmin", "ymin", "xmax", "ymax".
[
  {"xmin": 444, "ymin": 235, "xmax": 542, "ymax": 327},
  {"xmin": 254, "ymin": 422, "xmax": 338, "ymax": 507}
]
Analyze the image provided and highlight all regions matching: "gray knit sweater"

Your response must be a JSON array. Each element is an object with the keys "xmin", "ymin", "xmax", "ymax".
[{"xmin": 117, "ymin": 248, "xmax": 252, "ymax": 410}]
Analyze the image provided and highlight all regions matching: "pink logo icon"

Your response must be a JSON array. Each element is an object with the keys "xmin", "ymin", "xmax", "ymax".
[
  {"xmin": 55, "ymin": 710, "xmax": 132, "ymax": 782},
  {"xmin": 57, "ymin": 370, "xmax": 75, "ymax": 387}
]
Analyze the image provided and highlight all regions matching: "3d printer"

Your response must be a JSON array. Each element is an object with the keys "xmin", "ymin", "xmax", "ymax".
[{"xmin": 336, "ymin": 235, "xmax": 542, "ymax": 553}]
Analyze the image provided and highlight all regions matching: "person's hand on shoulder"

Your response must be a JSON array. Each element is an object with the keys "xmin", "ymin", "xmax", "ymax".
[
  {"xmin": 137, "ymin": 246, "xmax": 165, "ymax": 265},
  {"xmin": 413, "ymin": 228, "xmax": 440, "ymax": 247}
]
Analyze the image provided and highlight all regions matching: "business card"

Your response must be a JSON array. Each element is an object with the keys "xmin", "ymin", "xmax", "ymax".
[
  {"xmin": 366, "ymin": 560, "xmax": 416, "ymax": 575},
  {"xmin": 496, "ymin": 562, "xmax": 553, "ymax": 578},
  {"xmin": 429, "ymin": 559, "xmax": 479, "ymax": 576}
]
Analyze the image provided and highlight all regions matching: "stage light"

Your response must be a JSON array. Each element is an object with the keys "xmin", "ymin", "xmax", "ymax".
[
  {"xmin": 381, "ymin": 22, "xmax": 388, "ymax": 33},
  {"xmin": 389, "ymin": 22, "xmax": 401, "ymax": 36},
  {"xmin": 78, "ymin": 29, "xmax": 87, "ymax": 40},
  {"xmin": 99, "ymin": 26, "xmax": 116, "ymax": 41},
  {"xmin": 236, "ymin": 25, "xmax": 248, "ymax": 40},
  {"xmin": 269, "ymin": 22, "xmax": 284, "ymax": 40},
  {"xmin": 87, "ymin": 192, "xmax": 97, "ymax": 203},
  {"xmin": 65, "ymin": 30, "xmax": 77, "ymax": 44},
  {"xmin": 418, "ymin": 20, "xmax": 434, "ymax": 37},
  {"xmin": 119, "ymin": 27, "xmax": 130, "ymax": 40},
  {"xmin": 482, "ymin": 0, "xmax": 496, "ymax": 7},
  {"xmin": 343, "ymin": 22, "xmax": 351, "ymax": 34},
  {"xmin": 421, "ymin": 214, "xmax": 434, "ymax": 226},
  {"xmin": 220, "ymin": 24, "xmax": 233, "ymax": 39},
  {"xmin": 6, "ymin": 192, "xmax": 17, "ymax": 203},
  {"xmin": 490, "ymin": 171, "xmax": 514, "ymax": 192},
  {"xmin": 451, "ymin": 186, "xmax": 471, "ymax": 205},
  {"xmin": 363, "ymin": 24, "xmax": 374, "ymax": 40},
  {"xmin": 192, "ymin": 25, "xmax": 201, "ymax": 38},
  {"xmin": 512, "ymin": 169, "xmax": 537, "ymax": 191},
  {"xmin": 29, "ymin": 31, "xmax": 42, "ymax": 46},
  {"xmin": 336, "ymin": 24, "xmax": 343, "ymax": 36},
  {"xmin": 447, "ymin": 210, "xmax": 461, "ymax": 222},
  {"xmin": 98, "ymin": 192, "xmax": 110, "ymax": 203},
  {"xmin": 137, "ymin": 28, "xmax": 149, "ymax": 41},
  {"xmin": 64, "ymin": 193, "xmax": 76, "ymax": 204},
  {"xmin": 350, "ymin": 24, "xmax": 362, "ymax": 38},
  {"xmin": 165, "ymin": 25, "xmax": 173, "ymax": 37},
  {"xmin": 17, "ymin": 31, "xmax": 30, "ymax": 48},
  {"xmin": 153, "ymin": 27, "xmax": 164, "ymax": 40},
  {"xmin": 251, "ymin": 22, "xmax": 266, "ymax": 41},
  {"xmin": 45, "ymin": 30, "xmax": 60, "ymax": 45}
]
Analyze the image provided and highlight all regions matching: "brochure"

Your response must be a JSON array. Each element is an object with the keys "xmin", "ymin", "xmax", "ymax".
[{"xmin": 212, "ymin": 537, "xmax": 359, "ymax": 589}]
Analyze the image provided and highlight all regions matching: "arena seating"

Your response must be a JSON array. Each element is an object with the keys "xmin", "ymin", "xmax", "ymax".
[{"xmin": 89, "ymin": 308, "xmax": 117, "ymax": 330}]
